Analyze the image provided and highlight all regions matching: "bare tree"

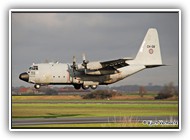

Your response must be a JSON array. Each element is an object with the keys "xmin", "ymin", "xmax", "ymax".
[{"xmin": 139, "ymin": 86, "xmax": 147, "ymax": 97}]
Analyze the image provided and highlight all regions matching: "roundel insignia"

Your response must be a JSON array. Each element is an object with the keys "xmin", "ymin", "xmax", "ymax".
[{"xmin": 149, "ymin": 49, "xmax": 154, "ymax": 54}]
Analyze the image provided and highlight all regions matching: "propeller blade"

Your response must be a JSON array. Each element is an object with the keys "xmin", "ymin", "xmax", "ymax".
[
  {"xmin": 82, "ymin": 53, "xmax": 86, "ymax": 62},
  {"xmin": 82, "ymin": 53, "xmax": 89, "ymax": 74},
  {"xmin": 82, "ymin": 53, "xmax": 89, "ymax": 66},
  {"xmin": 73, "ymin": 56, "xmax": 76, "ymax": 64},
  {"xmin": 71, "ymin": 55, "xmax": 77, "ymax": 70}
]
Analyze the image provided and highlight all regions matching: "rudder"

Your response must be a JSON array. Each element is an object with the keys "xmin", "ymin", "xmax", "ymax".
[{"xmin": 135, "ymin": 28, "xmax": 163, "ymax": 66}]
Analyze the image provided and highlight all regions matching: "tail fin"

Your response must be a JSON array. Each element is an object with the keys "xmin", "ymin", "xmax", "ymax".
[{"xmin": 135, "ymin": 28, "xmax": 163, "ymax": 66}]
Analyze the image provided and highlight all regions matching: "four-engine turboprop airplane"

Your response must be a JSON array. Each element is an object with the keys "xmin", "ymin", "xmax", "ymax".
[{"xmin": 19, "ymin": 28, "xmax": 164, "ymax": 90}]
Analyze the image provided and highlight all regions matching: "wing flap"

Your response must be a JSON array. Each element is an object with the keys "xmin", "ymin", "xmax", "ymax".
[{"xmin": 100, "ymin": 59, "xmax": 129, "ymax": 70}]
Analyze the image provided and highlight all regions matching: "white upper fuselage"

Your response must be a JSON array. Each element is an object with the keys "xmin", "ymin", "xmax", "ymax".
[{"xmin": 28, "ymin": 63, "xmax": 71, "ymax": 85}]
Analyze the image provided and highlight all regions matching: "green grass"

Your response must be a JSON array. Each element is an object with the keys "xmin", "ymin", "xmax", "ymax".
[
  {"xmin": 12, "ymin": 103, "xmax": 178, "ymax": 119},
  {"xmin": 11, "ymin": 95, "xmax": 179, "ymax": 128}
]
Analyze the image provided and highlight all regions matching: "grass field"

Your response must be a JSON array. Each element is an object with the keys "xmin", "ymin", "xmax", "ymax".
[
  {"xmin": 12, "ymin": 94, "xmax": 178, "ymax": 103},
  {"xmin": 11, "ymin": 95, "xmax": 179, "ymax": 128},
  {"xmin": 12, "ymin": 103, "xmax": 178, "ymax": 118}
]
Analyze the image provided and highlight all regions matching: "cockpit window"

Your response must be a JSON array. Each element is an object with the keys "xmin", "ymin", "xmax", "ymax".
[{"xmin": 29, "ymin": 66, "xmax": 38, "ymax": 70}]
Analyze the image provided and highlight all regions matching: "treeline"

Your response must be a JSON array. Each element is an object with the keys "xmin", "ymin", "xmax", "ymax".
[
  {"xmin": 111, "ymin": 84, "xmax": 178, "ymax": 93},
  {"xmin": 82, "ymin": 90, "xmax": 122, "ymax": 100},
  {"xmin": 82, "ymin": 82, "xmax": 178, "ymax": 100}
]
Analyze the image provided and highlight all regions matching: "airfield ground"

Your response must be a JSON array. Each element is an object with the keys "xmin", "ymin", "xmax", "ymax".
[{"xmin": 11, "ymin": 94, "xmax": 179, "ymax": 128}]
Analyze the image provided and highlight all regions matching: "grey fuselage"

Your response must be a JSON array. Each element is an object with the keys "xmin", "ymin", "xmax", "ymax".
[{"xmin": 25, "ymin": 62, "xmax": 145, "ymax": 86}]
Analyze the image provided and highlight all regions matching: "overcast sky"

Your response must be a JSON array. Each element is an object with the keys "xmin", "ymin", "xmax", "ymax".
[{"xmin": 11, "ymin": 10, "xmax": 179, "ymax": 87}]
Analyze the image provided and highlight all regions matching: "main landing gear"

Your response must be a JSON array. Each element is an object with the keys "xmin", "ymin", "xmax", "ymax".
[{"xmin": 73, "ymin": 84, "xmax": 98, "ymax": 90}]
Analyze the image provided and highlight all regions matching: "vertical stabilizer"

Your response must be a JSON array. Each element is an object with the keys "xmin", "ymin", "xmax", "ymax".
[{"xmin": 135, "ymin": 28, "xmax": 162, "ymax": 66}]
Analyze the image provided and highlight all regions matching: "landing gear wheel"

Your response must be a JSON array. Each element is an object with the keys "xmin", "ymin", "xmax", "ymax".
[
  {"xmin": 73, "ymin": 84, "xmax": 81, "ymax": 90},
  {"xmin": 91, "ymin": 85, "xmax": 98, "ymax": 90},
  {"xmin": 34, "ymin": 84, "xmax": 41, "ymax": 89},
  {"xmin": 82, "ymin": 85, "xmax": 89, "ymax": 90}
]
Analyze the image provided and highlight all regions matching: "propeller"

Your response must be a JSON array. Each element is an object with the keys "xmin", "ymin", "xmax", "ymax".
[
  {"xmin": 71, "ymin": 54, "xmax": 89, "ymax": 73},
  {"xmin": 82, "ymin": 53, "xmax": 89, "ymax": 69},
  {"xmin": 71, "ymin": 55, "xmax": 78, "ymax": 71}
]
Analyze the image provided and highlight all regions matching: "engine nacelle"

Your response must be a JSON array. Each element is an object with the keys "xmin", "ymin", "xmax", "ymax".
[
  {"xmin": 85, "ymin": 69, "xmax": 117, "ymax": 75},
  {"xmin": 86, "ymin": 61, "xmax": 102, "ymax": 70}
]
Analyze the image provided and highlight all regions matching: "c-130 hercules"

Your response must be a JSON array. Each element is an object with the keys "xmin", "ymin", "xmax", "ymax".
[{"xmin": 19, "ymin": 28, "xmax": 164, "ymax": 90}]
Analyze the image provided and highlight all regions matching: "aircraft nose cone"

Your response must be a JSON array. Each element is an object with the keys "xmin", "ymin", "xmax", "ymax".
[{"xmin": 19, "ymin": 72, "xmax": 29, "ymax": 82}]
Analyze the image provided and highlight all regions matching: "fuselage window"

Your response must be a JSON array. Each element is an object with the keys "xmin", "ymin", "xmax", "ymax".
[{"xmin": 34, "ymin": 66, "xmax": 38, "ymax": 70}]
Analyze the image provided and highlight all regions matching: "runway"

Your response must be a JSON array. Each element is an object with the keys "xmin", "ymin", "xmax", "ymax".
[{"xmin": 12, "ymin": 116, "xmax": 178, "ymax": 127}]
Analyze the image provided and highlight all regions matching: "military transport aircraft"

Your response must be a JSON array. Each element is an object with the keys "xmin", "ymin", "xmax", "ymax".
[{"xmin": 19, "ymin": 28, "xmax": 164, "ymax": 90}]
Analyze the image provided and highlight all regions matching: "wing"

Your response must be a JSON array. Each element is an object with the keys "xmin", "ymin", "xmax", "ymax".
[
  {"xmin": 75, "ymin": 57, "xmax": 132, "ymax": 75},
  {"xmin": 100, "ymin": 58, "xmax": 129, "ymax": 70}
]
